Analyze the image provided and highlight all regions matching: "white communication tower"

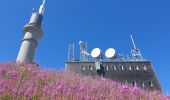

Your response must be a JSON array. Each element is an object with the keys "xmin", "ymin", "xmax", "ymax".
[
  {"xmin": 68, "ymin": 43, "xmax": 75, "ymax": 62},
  {"xmin": 130, "ymin": 35, "xmax": 143, "ymax": 61},
  {"xmin": 79, "ymin": 41, "xmax": 90, "ymax": 61}
]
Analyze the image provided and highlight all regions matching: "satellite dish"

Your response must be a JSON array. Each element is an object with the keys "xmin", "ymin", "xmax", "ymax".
[
  {"xmin": 105, "ymin": 48, "xmax": 116, "ymax": 58},
  {"xmin": 79, "ymin": 41, "xmax": 83, "ymax": 45},
  {"xmin": 91, "ymin": 48, "xmax": 101, "ymax": 58}
]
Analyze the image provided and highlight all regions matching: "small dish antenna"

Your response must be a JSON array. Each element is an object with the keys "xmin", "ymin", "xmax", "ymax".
[
  {"xmin": 91, "ymin": 48, "xmax": 101, "ymax": 58},
  {"xmin": 105, "ymin": 48, "xmax": 116, "ymax": 59},
  {"xmin": 79, "ymin": 41, "xmax": 83, "ymax": 45}
]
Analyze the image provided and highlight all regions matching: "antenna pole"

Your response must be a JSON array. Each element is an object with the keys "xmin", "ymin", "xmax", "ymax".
[
  {"xmin": 39, "ymin": 0, "xmax": 46, "ymax": 15},
  {"xmin": 68, "ymin": 43, "xmax": 75, "ymax": 62},
  {"xmin": 130, "ymin": 35, "xmax": 144, "ymax": 61},
  {"xmin": 73, "ymin": 43, "xmax": 75, "ymax": 61},
  {"xmin": 130, "ymin": 35, "xmax": 137, "ymax": 49}
]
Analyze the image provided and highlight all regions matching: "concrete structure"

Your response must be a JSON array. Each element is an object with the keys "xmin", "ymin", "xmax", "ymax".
[
  {"xmin": 17, "ymin": 0, "xmax": 46, "ymax": 63},
  {"xmin": 65, "ymin": 61, "xmax": 162, "ymax": 91}
]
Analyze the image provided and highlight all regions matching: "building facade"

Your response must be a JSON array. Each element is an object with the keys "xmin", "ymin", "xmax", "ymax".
[{"xmin": 65, "ymin": 61, "xmax": 161, "ymax": 91}]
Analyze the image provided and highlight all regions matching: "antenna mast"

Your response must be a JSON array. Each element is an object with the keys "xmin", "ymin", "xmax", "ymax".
[
  {"xmin": 130, "ymin": 35, "xmax": 143, "ymax": 61},
  {"xmin": 68, "ymin": 43, "xmax": 75, "ymax": 62},
  {"xmin": 130, "ymin": 35, "xmax": 137, "ymax": 49},
  {"xmin": 39, "ymin": 0, "xmax": 46, "ymax": 15},
  {"xmin": 79, "ymin": 41, "xmax": 90, "ymax": 61}
]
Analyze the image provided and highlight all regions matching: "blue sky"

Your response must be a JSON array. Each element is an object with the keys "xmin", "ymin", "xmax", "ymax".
[{"xmin": 0, "ymin": 0, "xmax": 170, "ymax": 94}]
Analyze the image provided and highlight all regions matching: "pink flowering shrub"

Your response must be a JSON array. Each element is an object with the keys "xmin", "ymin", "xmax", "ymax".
[{"xmin": 0, "ymin": 62, "xmax": 169, "ymax": 100}]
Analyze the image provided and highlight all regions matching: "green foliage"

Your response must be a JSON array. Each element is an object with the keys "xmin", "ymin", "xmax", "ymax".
[
  {"xmin": 32, "ymin": 94, "xmax": 39, "ymax": 100},
  {"xmin": 19, "ymin": 68, "xmax": 27, "ymax": 80},
  {"xmin": 2, "ymin": 93, "xmax": 11, "ymax": 100},
  {"xmin": 3, "ymin": 70, "xmax": 8, "ymax": 77}
]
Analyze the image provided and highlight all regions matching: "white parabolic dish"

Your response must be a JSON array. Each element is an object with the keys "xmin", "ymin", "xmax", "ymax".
[
  {"xmin": 79, "ymin": 41, "xmax": 83, "ymax": 45},
  {"xmin": 105, "ymin": 48, "xmax": 116, "ymax": 58},
  {"xmin": 91, "ymin": 48, "xmax": 101, "ymax": 58}
]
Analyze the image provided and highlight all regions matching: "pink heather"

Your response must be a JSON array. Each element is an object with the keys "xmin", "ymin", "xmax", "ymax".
[{"xmin": 0, "ymin": 62, "xmax": 169, "ymax": 100}]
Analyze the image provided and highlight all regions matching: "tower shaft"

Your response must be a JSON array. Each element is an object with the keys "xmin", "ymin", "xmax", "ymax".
[{"xmin": 16, "ymin": 1, "xmax": 45, "ymax": 63}]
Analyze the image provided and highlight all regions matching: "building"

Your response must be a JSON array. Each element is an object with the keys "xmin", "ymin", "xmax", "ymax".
[{"xmin": 65, "ymin": 36, "xmax": 162, "ymax": 91}]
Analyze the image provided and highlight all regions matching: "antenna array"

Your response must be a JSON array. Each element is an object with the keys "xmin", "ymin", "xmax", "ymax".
[{"xmin": 67, "ymin": 35, "xmax": 144, "ymax": 62}]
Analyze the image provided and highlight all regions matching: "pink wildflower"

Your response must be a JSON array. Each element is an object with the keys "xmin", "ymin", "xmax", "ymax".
[
  {"xmin": 0, "ymin": 62, "xmax": 167, "ymax": 99},
  {"xmin": 86, "ymin": 96, "xmax": 91, "ymax": 100}
]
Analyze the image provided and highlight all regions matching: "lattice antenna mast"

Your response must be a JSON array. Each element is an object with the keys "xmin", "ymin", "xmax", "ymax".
[
  {"xmin": 68, "ymin": 43, "xmax": 75, "ymax": 62},
  {"xmin": 86, "ymin": 41, "xmax": 88, "ymax": 53},
  {"xmin": 130, "ymin": 35, "xmax": 143, "ymax": 61},
  {"xmin": 79, "ymin": 41, "xmax": 90, "ymax": 61}
]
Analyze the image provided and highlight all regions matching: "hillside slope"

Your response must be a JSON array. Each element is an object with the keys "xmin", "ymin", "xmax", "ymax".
[{"xmin": 0, "ymin": 62, "xmax": 169, "ymax": 100}]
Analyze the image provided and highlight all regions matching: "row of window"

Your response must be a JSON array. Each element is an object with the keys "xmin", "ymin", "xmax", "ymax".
[
  {"xmin": 81, "ymin": 65, "xmax": 147, "ymax": 71},
  {"xmin": 107, "ymin": 65, "xmax": 147, "ymax": 71},
  {"xmin": 130, "ymin": 80, "xmax": 153, "ymax": 88}
]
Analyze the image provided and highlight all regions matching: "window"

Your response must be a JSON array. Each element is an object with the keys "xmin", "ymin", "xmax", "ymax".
[
  {"xmin": 135, "ymin": 65, "xmax": 140, "ymax": 70},
  {"xmin": 105, "ymin": 66, "xmax": 109, "ymax": 71},
  {"xmin": 89, "ymin": 65, "xmax": 93, "ymax": 71},
  {"xmin": 112, "ymin": 65, "xmax": 116, "ymax": 71},
  {"xmin": 81, "ymin": 66, "xmax": 85, "ymax": 71},
  {"xmin": 131, "ymin": 80, "xmax": 136, "ymax": 86},
  {"xmin": 127, "ymin": 65, "xmax": 132, "ymax": 70},
  {"xmin": 139, "ymin": 81, "xmax": 145, "ymax": 88},
  {"xmin": 148, "ymin": 81, "xmax": 153, "ymax": 87},
  {"xmin": 119, "ymin": 65, "xmax": 124, "ymax": 71},
  {"xmin": 129, "ymin": 65, "xmax": 132, "ymax": 70},
  {"xmin": 124, "ymin": 80, "xmax": 128, "ymax": 84},
  {"xmin": 143, "ymin": 66, "xmax": 147, "ymax": 70}
]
